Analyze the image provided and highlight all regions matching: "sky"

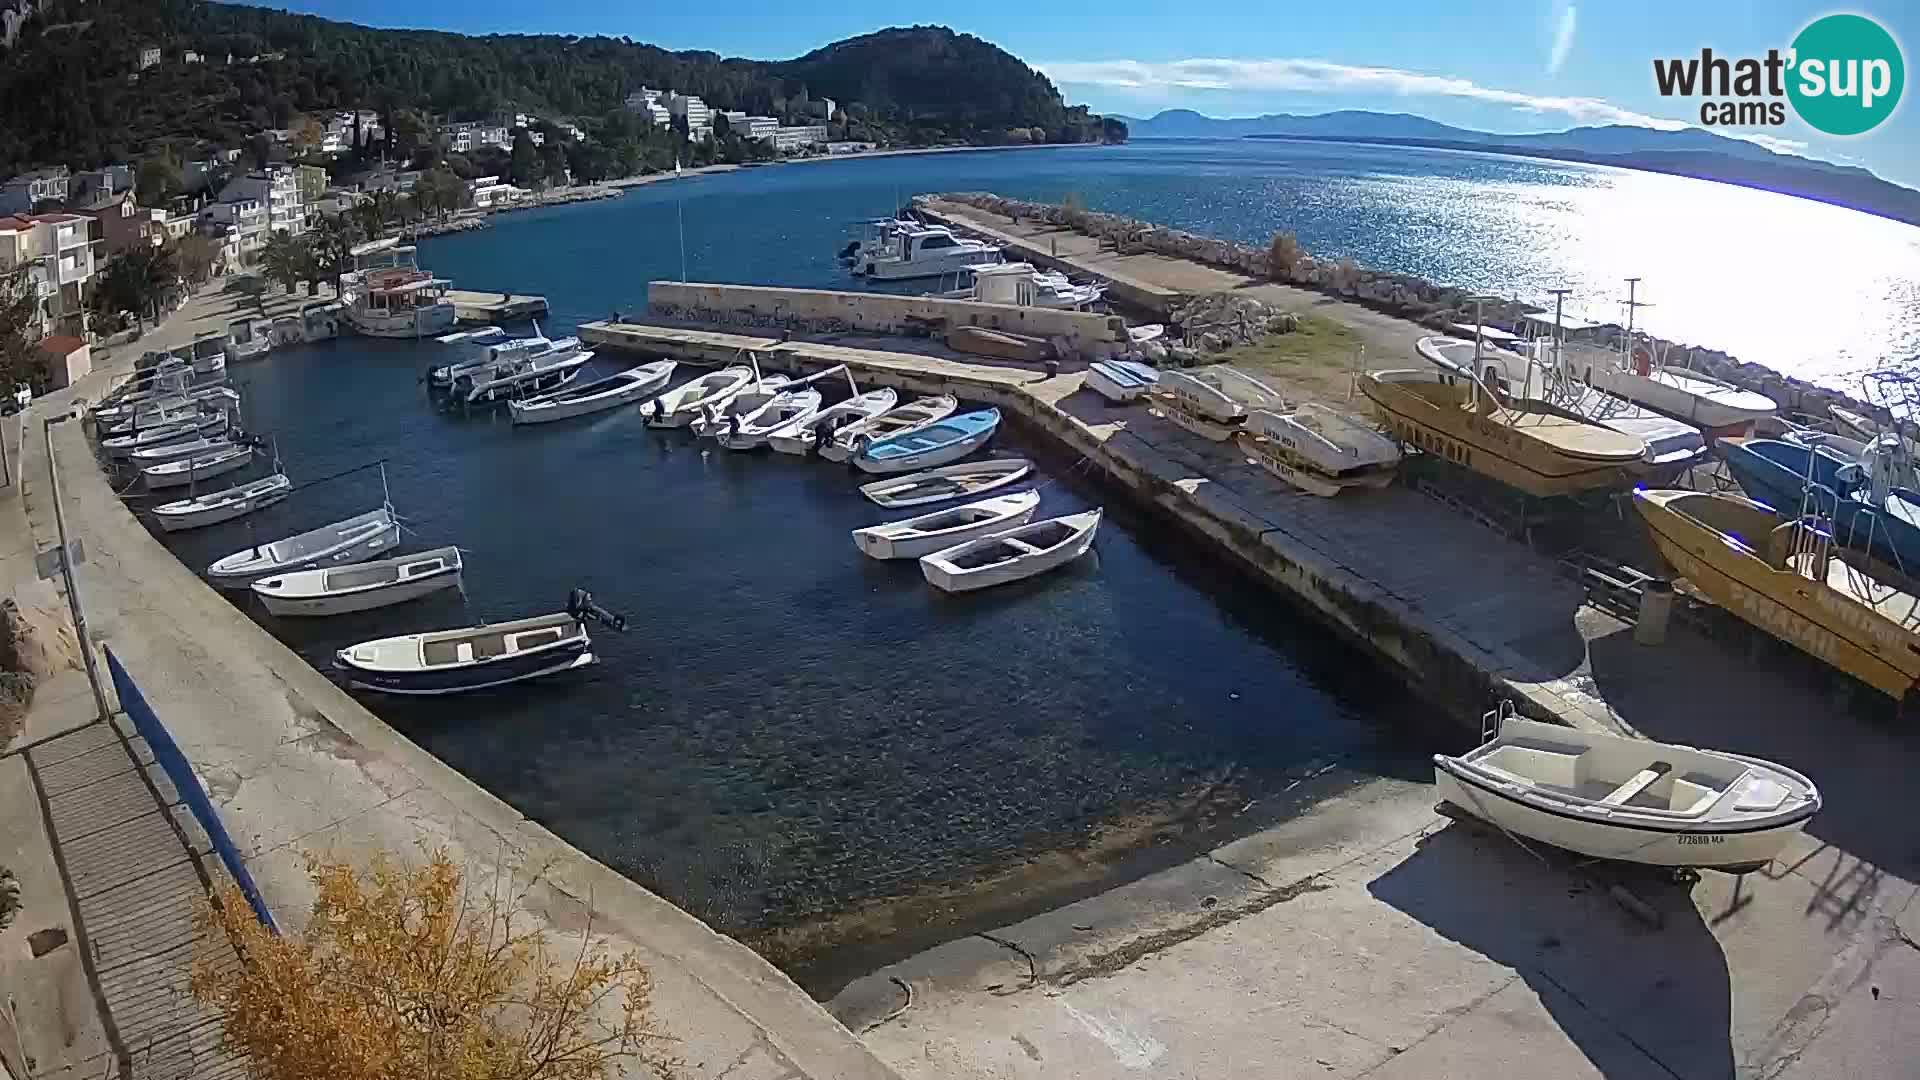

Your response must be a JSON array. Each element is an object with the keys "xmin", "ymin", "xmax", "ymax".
[{"xmin": 243, "ymin": 0, "xmax": 1920, "ymax": 186}]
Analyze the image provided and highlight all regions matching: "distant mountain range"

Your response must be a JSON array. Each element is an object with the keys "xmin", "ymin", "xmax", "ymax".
[{"xmin": 1110, "ymin": 109, "xmax": 1920, "ymax": 225}]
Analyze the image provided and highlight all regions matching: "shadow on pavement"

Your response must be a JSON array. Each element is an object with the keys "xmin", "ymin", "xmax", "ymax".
[{"xmin": 1370, "ymin": 823, "xmax": 1735, "ymax": 1079}]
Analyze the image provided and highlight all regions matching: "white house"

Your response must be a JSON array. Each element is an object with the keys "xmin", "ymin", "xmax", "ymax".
[
  {"xmin": 197, "ymin": 198, "xmax": 266, "ymax": 259},
  {"xmin": 467, "ymin": 175, "xmax": 523, "ymax": 209},
  {"xmin": 0, "ymin": 212, "xmax": 96, "ymax": 337},
  {"xmin": 137, "ymin": 45, "xmax": 160, "ymax": 71},
  {"xmin": 218, "ymin": 167, "xmax": 305, "ymax": 238}
]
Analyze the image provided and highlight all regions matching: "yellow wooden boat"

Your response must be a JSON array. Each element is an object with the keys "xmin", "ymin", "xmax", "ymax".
[
  {"xmin": 1634, "ymin": 488, "xmax": 1920, "ymax": 702},
  {"xmin": 1359, "ymin": 369, "xmax": 1646, "ymax": 498}
]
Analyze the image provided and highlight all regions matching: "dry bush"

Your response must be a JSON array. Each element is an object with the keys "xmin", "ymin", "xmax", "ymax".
[
  {"xmin": 1267, "ymin": 232, "xmax": 1303, "ymax": 282},
  {"xmin": 193, "ymin": 849, "xmax": 676, "ymax": 1080},
  {"xmin": 1333, "ymin": 257, "xmax": 1361, "ymax": 291}
]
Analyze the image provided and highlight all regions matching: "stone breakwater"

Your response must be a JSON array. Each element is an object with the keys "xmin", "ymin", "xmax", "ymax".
[{"xmin": 928, "ymin": 192, "xmax": 1882, "ymax": 423}]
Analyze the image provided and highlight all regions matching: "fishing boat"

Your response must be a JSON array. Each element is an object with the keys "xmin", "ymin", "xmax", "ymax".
[
  {"xmin": 1359, "ymin": 369, "xmax": 1647, "ymax": 498},
  {"xmin": 1085, "ymin": 360, "xmax": 1159, "ymax": 404},
  {"xmin": 340, "ymin": 239, "xmax": 457, "ymax": 338},
  {"xmin": 1435, "ymin": 702, "xmax": 1819, "ymax": 873},
  {"xmin": 101, "ymin": 401, "xmax": 203, "ymax": 437},
  {"xmin": 462, "ymin": 350, "xmax": 593, "ymax": 404},
  {"xmin": 853, "ymin": 409, "xmax": 1001, "ymax": 475},
  {"xmin": 689, "ymin": 375, "xmax": 794, "ymax": 438},
  {"xmin": 509, "ymin": 361, "xmax": 676, "ymax": 425},
  {"xmin": 101, "ymin": 412, "xmax": 229, "ymax": 459},
  {"xmin": 206, "ymin": 507, "xmax": 401, "ymax": 588},
  {"xmin": 854, "ymin": 491, "xmax": 1042, "ymax": 560},
  {"xmin": 96, "ymin": 387, "xmax": 238, "ymax": 429},
  {"xmin": 143, "ymin": 444, "xmax": 253, "ymax": 489},
  {"xmin": 129, "ymin": 434, "xmax": 237, "ymax": 467},
  {"xmin": 335, "ymin": 611, "xmax": 594, "ymax": 695},
  {"xmin": 641, "ymin": 365, "xmax": 759, "ymax": 428},
  {"xmin": 715, "ymin": 386, "xmax": 821, "ymax": 451},
  {"xmin": 854, "ymin": 225, "xmax": 1002, "ymax": 281},
  {"xmin": 859, "ymin": 458, "xmax": 1033, "ymax": 509},
  {"xmin": 432, "ymin": 333, "xmax": 579, "ymax": 386},
  {"xmin": 252, "ymin": 547, "xmax": 463, "ymax": 617},
  {"xmin": 920, "ymin": 508, "xmax": 1102, "ymax": 593},
  {"xmin": 820, "ymin": 395, "xmax": 958, "ymax": 463},
  {"xmin": 1241, "ymin": 403, "xmax": 1401, "ymax": 496},
  {"xmin": 1151, "ymin": 367, "xmax": 1288, "ymax": 440},
  {"xmin": 767, "ymin": 388, "xmax": 897, "ymax": 456},
  {"xmin": 1635, "ymin": 487, "xmax": 1920, "ymax": 702},
  {"xmin": 153, "ymin": 474, "xmax": 292, "ymax": 533}
]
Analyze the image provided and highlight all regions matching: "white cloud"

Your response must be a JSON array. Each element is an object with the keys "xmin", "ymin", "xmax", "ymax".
[
  {"xmin": 1547, "ymin": 5, "xmax": 1577, "ymax": 75},
  {"xmin": 1728, "ymin": 132, "xmax": 1810, "ymax": 154},
  {"xmin": 1041, "ymin": 57, "xmax": 1688, "ymax": 130}
]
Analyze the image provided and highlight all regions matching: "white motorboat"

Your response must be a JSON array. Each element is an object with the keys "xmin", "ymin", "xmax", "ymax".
[
  {"xmin": 820, "ymin": 394, "xmax": 958, "ymax": 463},
  {"xmin": 855, "ymin": 225, "xmax": 1002, "ymax": 281},
  {"xmin": 102, "ymin": 402, "xmax": 201, "ymax": 437},
  {"xmin": 101, "ymin": 413, "xmax": 228, "ymax": 458},
  {"xmin": 715, "ymin": 387, "xmax": 821, "ymax": 451},
  {"xmin": 142, "ymin": 444, "xmax": 253, "ymax": 489},
  {"xmin": 463, "ymin": 350, "xmax": 593, "ymax": 404},
  {"xmin": 129, "ymin": 435, "xmax": 236, "ymax": 467},
  {"xmin": 1152, "ymin": 367, "xmax": 1288, "ymax": 440},
  {"xmin": 920, "ymin": 508, "xmax": 1102, "ymax": 593},
  {"xmin": 951, "ymin": 262, "xmax": 1105, "ymax": 310},
  {"xmin": 854, "ymin": 491, "xmax": 1042, "ymax": 560},
  {"xmin": 153, "ymin": 474, "xmax": 291, "ymax": 533},
  {"xmin": 1434, "ymin": 707, "xmax": 1820, "ymax": 873},
  {"xmin": 341, "ymin": 239, "xmax": 457, "ymax": 338},
  {"xmin": 689, "ymin": 375, "xmax": 794, "ymax": 438},
  {"xmin": 206, "ymin": 507, "xmax": 401, "ymax": 588},
  {"xmin": 1085, "ymin": 360, "xmax": 1159, "ymax": 404},
  {"xmin": 1239, "ymin": 403, "xmax": 1401, "ymax": 494},
  {"xmin": 224, "ymin": 317, "xmax": 273, "ymax": 363},
  {"xmin": 252, "ymin": 546, "xmax": 463, "ymax": 617},
  {"xmin": 95, "ymin": 386, "xmax": 237, "ymax": 428},
  {"xmin": 853, "ymin": 409, "xmax": 1001, "ymax": 475},
  {"xmin": 432, "ymin": 333, "xmax": 577, "ymax": 386},
  {"xmin": 859, "ymin": 458, "xmax": 1034, "ymax": 509},
  {"xmin": 509, "ymin": 361, "xmax": 676, "ymax": 425},
  {"xmin": 767, "ymin": 388, "xmax": 898, "ymax": 456},
  {"xmin": 641, "ymin": 365, "xmax": 758, "ymax": 428},
  {"xmin": 434, "ymin": 326, "xmax": 506, "ymax": 346},
  {"xmin": 335, "ymin": 612, "xmax": 594, "ymax": 695}
]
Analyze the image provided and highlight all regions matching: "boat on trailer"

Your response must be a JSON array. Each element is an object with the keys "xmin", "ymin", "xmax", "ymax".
[
  {"xmin": 253, "ymin": 546, "xmax": 463, "ymax": 617},
  {"xmin": 919, "ymin": 508, "xmax": 1102, "ymax": 593},
  {"xmin": 854, "ymin": 491, "xmax": 1042, "ymax": 560},
  {"xmin": 509, "ymin": 361, "xmax": 676, "ymax": 425},
  {"xmin": 859, "ymin": 458, "xmax": 1034, "ymax": 509},
  {"xmin": 153, "ymin": 474, "xmax": 291, "ymax": 532},
  {"xmin": 1435, "ymin": 703, "xmax": 1819, "ymax": 873},
  {"xmin": 641, "ymin": 365, "xmax": 758, "ymax": 428},
  {"xmin": 854, "ymin": 409, "xmax": 1001, "ymax": 475},
  {"xmin": 767, "ymin": 388, "xmax": 898, "ymax": 456},
  {"xmin": 821, "ymin": 395, "xmax": 958, "ymax": 463},
  {"xmin": 206, "ymin": 507, "xmax": 401, "ymax": 588}
]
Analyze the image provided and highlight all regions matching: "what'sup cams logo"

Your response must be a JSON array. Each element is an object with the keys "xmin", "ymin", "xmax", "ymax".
[{"xmin": 1653, "ymin": 13, "xmax": 1904, "ymax": 136}]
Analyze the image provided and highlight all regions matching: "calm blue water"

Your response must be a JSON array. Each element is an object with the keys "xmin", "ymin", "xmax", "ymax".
[{"xmin": 425, "ymin": 138, "xmax": 1920, "ymax": 390}]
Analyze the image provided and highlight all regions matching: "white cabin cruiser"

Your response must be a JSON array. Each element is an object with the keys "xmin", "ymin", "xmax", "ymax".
[{"xmin": 855, "ymin": 225, "xmax": 1001, "ymax": 281}]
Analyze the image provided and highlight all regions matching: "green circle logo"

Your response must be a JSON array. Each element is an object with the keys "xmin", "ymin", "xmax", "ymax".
[{"xmin": 1788, "ymin": 14, "xmax": 1904, "ymax": 135}]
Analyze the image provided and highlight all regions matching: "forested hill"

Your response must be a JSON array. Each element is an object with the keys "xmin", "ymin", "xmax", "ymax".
[{"xmin": 0, "ymin": 0, "xmax": 1123, "ymax": 175}]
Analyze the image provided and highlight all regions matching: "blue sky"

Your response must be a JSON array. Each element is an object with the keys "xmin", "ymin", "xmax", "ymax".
[{"xmin": 247, "ymin": 1, "xmax": 1919, "ymax": 185}]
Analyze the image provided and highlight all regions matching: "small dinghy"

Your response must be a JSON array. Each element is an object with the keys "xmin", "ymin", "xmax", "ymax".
[
  {"xmin": 768, "ymin": 388, "xmax": 898, "ymax": 456},
  {"xmin": 129, "ymin": 434, "xmax": 236, "ymax": 467},
  {"xmin": 207, "ymin": 507, "xmax": 401, "ymax": 588},
  {"xmin": 253, "ymin": 546, "xmax": 463, "ymax": 617},
  {"xmin": 854, "ymin": 491, "xmax": 1041, "ymax": 560},
  {"xmin": 333, "ymin": 590, "xmax": 623, "ymax": 695},
  {"xmin": 509, "ymin": 361, "xmax": 676, "ymax": 425},
  {"xmin": 690, "ymin": 374, "xmax": 794, "ymax": 438},
  {"xmin": 1434, "ymin": 705, "xmax": 1820, "ymax": 873},
  {"xmin": 859, "ymin": 458, "xmax": 1034, "ymax": 509},
  {"xmin": 1085, "ymin": 360, "xmax": 1159, "ymax": 404},
  {"xmin": 821, "ymin": 395, "xmax": 958, "ymax": 462},
  {"xmin": 854, "ymin": 409, "xmax": 1001, "ymax": 475},
  {"xmin": 102, "ymin": 413, "xmax": 228, "ymax": 458},
  {"xmin": 716, "ymin": 387, "xmax": 821, "ymax": 451},
  {"xmin": 919, "ymin": 508, "xmax": 1102, "ymax": 592},
  {"xmin": 143, "ymin": 444, "xmax": 253, "ymax": 488},
  {"xmin": 153, "ymin": 473, "xmax": 291, "ymax": 532},
  {"xmin": 641, "ymin": 365, "xmax": 757, "ymax": 428}
]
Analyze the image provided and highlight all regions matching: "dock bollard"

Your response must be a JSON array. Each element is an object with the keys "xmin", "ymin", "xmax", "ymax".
[{"xmin": 1635, "ymin": 579, "xmax": 1673, "ymax": 646}]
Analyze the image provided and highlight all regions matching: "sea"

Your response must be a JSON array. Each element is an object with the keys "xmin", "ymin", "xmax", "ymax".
[{"xmin": 151, "ymin": 137, "xmax": 1920, "ymax": 989}]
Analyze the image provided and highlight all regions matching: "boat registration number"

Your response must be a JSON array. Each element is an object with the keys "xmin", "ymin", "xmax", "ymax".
[{"xmin": 1676, "ymin": 834, "xmax": 1725, "ymax": 845}]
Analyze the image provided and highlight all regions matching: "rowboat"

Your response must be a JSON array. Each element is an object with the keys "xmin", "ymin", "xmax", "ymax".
[
  {"xmin": 853, "ymin": 491, "xmax": 1042, "ymax": 560},
  {"xmin": 129, "ymin": 435, "xmax": 236, "ymax": 467},
  {"xmin": 641, "ymin": 366, "xmax": 757, "ymax": 428},
  {"xmin": 1158, "ymin": 367, "xmax": 1287, "ymax": 423},
  {"xmin": 859, "ymin": 458, "xmax": 1034, "ymax": 509},
  {"xmin": 1359, "ymin": 369, "xmax": 1646, "ymax": 498},
  {"xmin": 821, "ymin": 395, "xmax": 958, "ymax": 462},
  {"xmin": 1436, "ymin": 704, "xmax": 1819, "ymax": 873},
  {"xmin": 1246, "ymin": 404, "xmax": 1401, "ymax": 475},
  {"xmin": 1635, "ymin": 487, "xmax": 1920, "ymax": 702},
  {"xmin": 920, "ymin": 508, "xmax": 1101, "ymax": 592},
  {"xmin": 335, "ymin": 612, "xmax": 594, "ymax": 695},
  {"xmin": 715, "ymin": 387, "xmax": 821, "ymax": 451},
  {"xmin": 96, "ymin": 387, "xmax": 239, "ymax": 428},
  {"xmin": 853, "ymin": 409, "xmax": 1001, "ymax": 475},
  {"xmin": 101, "ymin": 413, "xmax": 228, "ymax": 458},
  {"xmin": 101, "ymin": 402, "xmax": 200, "ymax": 437},
  {"xmin": 689, "ymin": 375, "xmax": 794, "ymax": 438},
  {"xmin": 252, "ymin": 546, "xmax": 463, "ymax": 617},
  {"xmin": 767, "ymin": 388, "xmax": 898, "ymax": 456},
  {"xmin": 509, "ymin": 361, "xmax": 676, "ymax": 425},
  {"xmin": 206, "ymin": 507, "xmax": 401, "ymax": 588},
  {"xmin": 153, "ymin": 474, "xmax": 291, "ymax": 532},
  {"xmin": 142, "ymin": 445, "xmax": 253, "ymax": 489},
  {"xmin": 1085, "ymin": 360, "xmax": 1159, "ymax": 404}
]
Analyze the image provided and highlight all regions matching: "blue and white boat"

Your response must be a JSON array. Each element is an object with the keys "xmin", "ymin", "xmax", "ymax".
[
  {"xmin": 853, "ymin": 408, "xmax": 1001, "ymax": 475},
  {"xmin": 335, "ymin": 611, "xmax": 594, "ymax": 695},
  {"xmin": 1085, "ymin": 360, "xmax": 1159, "ymax": 404},
  {"xmin": 1719, "ymin": 437, "xmax": 1920, "ymax": 571}
]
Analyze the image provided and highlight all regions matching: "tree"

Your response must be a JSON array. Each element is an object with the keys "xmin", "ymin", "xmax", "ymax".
[
  {"xmin": 540, "ymin": 142, "xmax": 568, "ymax": 189},
  {"xmin": 176, "ymin": 233, "xmax": 219, "ymax": 285},
  {"xmin": 192, "ymin": 849, "xmax": 676, "ymax": 1080},
  {"xmin": 290, "ymin": 114, "xmax": 326, "ymax": 155},
  {"xmin": 388, "ymin": 109, "xmax": 428, "ymax": 160},
  {"xmin": 136, "ymin": 154, "xmax": 184, "ymax": 205},
  {"xmin": 0, "ymin": 265, "xmax": 45, "ymax": 392},
  {"xmin": 92, "ymin": 245, "xmax": 176, "ymax": 330},
  {"xmin": 248, "ymin": 133, "xmax": 275, "ymax": 170},
  {"xmin": 308, "ymin": 215, "xmax": 359, "ymax": 295},
  {"xmin": 509, "ymin": 129, "xmax": 539, "ymax": 188},
  {"xmin": 711, "ymin": 112, "xmax": 731, "ymax": 140},
  {"xmin": 261, "ymin": 231, "xmax": 307, "ymax": 293}
]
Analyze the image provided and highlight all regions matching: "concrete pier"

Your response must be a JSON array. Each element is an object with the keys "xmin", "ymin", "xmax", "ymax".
[{"xmin": 448, "ymin": 289, "xmax": 548, "ymax": 324}]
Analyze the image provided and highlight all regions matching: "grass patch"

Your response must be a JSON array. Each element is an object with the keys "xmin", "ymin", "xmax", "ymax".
[{"xmin": 1214, "ymin": 313, "xmax": 1367, "ymax": 403}]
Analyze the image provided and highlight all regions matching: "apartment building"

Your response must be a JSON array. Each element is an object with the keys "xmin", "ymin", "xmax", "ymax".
[
  {"xmin": 0, "ymin": 167, "xmax": 71, "ymax": 214},
  {"xmin": 218, "ymin": 166, "xmax": 306, "ymax": 237},
  {"xmin": 667, "ymin": 93, "xmax": 712, "ymax": 136},
  {"xmin": 0, "ymin": 212, "xmax": 94, "ymax": 337},
  {"xmin": 771, "ymin": 125, "xmax": 829, "ymax": 152}
]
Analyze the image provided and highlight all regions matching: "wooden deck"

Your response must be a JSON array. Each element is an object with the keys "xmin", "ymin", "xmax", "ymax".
[{"xmin": 447, "ymin": 290, "xmax": 548, "ymax": 325}]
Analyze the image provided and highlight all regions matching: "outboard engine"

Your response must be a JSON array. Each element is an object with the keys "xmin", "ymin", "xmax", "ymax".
[
  {"xmin": 567, "ymin": 589, "xmax": 628, "ymax": 632},
  {"xmin": 838, "ymin": 240, "xmax": 860, "ymax": 262}
]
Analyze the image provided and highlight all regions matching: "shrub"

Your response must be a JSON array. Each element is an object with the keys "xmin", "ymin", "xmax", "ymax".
[{"xmin": 1267, "ymin": 232, "xmax": 1303, "ymax": 282}]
